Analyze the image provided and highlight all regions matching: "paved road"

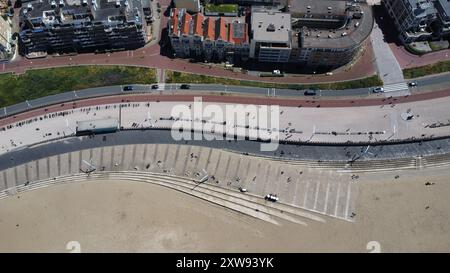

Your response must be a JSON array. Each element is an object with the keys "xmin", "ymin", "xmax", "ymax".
[
  {"xmin": 0, "ymin": 0, "xmax": 376, "ymax": 85},
  {"xmin": 1, "ymin": 68, "xmax": 450, "ymax": 119},
  {"xmin": 1, "ymin": 129, "xmax": 450, "ymax": 173}
]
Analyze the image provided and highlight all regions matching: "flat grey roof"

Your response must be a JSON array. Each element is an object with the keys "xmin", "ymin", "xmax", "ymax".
[
  {"xmin": 76, "ymin": 118, "xmax": 119, "ymax": 131},
  {"xmin": 251, "ymin": 10, "xmax": 291, "ymax": 43}
]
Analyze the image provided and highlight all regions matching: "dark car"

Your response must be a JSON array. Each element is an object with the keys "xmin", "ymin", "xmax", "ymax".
[
  {"xmin": 151, "ymin": 84, "xmax": 159, "ymax": 89},
  {"xmin": 304, "ymin": 89, "xmax": 317, "ymax": 96},
  {"xmin": 122, "ymin": 85, "xmax": 133, "ymax": 91},
  {"xmin": 180, "ymin": 84, "xmax": 191, "ymax": 89}
]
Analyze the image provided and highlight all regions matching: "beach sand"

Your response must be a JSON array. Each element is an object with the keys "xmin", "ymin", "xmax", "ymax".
[{"xmin": 0, "ymin": 165, "xmax": 449, "ymax": 252}]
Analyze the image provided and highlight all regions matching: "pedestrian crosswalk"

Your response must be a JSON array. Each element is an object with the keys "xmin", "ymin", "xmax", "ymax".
[
  {"xmin": 383, "ymin": 82, "xmax": 409, "ymax": 93},
  {"xmin": 156, "ymin": 83, "xmax": 165, "ymax": 91}
]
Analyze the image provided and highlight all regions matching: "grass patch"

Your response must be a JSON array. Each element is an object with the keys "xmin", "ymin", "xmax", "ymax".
[
  {"xmin": 403, "ymin": 60, "xmax": 450, "ymax": 79},
  {"xmin": 166, "ymin": 70, "xmax": 383, "ymax": 90},
  {"xmin": 0, "ymin": 65, "xmax": 156, "ymax": 108},
  {"xmin": 205, "ymin": 4, "xmax": 238, "ymax": 13},
  {"xmin": 429, "ymin": 41, "xmax": 449, "ymax": 51}
]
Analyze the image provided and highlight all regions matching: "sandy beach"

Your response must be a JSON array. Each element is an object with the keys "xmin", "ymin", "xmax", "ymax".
[{"xmin": 1, "ymin": 163, "xmax": 449, "ymax": 252}]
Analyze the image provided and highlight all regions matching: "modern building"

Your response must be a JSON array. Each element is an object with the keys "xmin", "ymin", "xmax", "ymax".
[
  {"xmin": 249, "ymin": 9, "xmax": 292, "ymax": 63},
  {"xmin": 383, "ymin": 0, "xmax": 450, "ymax": 43},
  {"xmin": 0, "ymin": 13, "xmax": 12, "ymax": 60},
  {"xmin": 435, "ymin": 0, "xmax": 450, "ymax": 37},
  {"xmin": 18, "ymin": 0, "xmax": 148, "ymax": 56},
  {"xmin": 168, "ymin": 7, "xmax": 249, "ymax": 63},
  {"xmin": 289, "ymin": 0, "xmax": 373, "ymax": 67},
  {"xmin": 173, "ymin": 0, "xmax": 201, "ymax": 13}
]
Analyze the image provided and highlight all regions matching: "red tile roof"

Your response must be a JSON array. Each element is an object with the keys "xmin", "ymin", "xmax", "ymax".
[
  {"xmin": 193, "ymin": 13, "xmax": 204, "ymax": 36},
  {"xmin": 215, "ymin": 17, "xmax": 227, "ymax": 41},
  {"xmin": 181, "ymin": 13, "xmax": 192, "ymax": 35},
  {"xmin": 203, "ymin": 17, "xmax": 215, "ymax": 40},
  {"xmin": 170, "ymin": 8, "xmax": 179, "ymax": 36}
]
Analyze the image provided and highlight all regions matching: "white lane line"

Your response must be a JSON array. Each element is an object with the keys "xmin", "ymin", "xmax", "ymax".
[
  {"xmin": 303, "ymin": 180, "xmax": 309, "ymax": 208},
  {"xmin": 323, "ymin": 180, "xmax": 331, "ymax": 214},
  {"xmin": 313, "ymin": 180, "xmax": 320, "ymax": 210},
  {"xmin": 334, "ymin": 181, "xmax": 341, "ymax": 217},
  {"xmin": 345, "ymin": 182, "xmax": 352, "ymax": 219},
  {"xmin": 292, "ymin": 177, "xmax": 300, "ymax": 207}
]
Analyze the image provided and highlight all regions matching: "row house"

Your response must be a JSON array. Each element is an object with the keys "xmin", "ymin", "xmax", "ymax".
[{"xmin": 168, "ymin": 8, "xmax": 249, "ymax": 63}]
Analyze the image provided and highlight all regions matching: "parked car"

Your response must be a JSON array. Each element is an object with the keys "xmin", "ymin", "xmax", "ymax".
[
  {"xmin": 272, "ymin": 69, "xmax": 281, "ymax": 75},
  {"xmin": 372, "ymin": 87, "xmax": 384, "ymax": 93},
  {"xmin": 151, "ymin": 84, "xmax": 159, "ymax": 89},
  {"xmin": 408, "ymin": 81, "xmax": 418, "ymax": 87},
  {"xmin": 180, "ymin": 84, "xmax": 191, "ymax": 89},
  {"xmin": 304, "ymin": 89, "xmax": 317, "ymax": 96},
  {"xmin": 122, "ymin": 85, "xmax": 133, "ymax": 91},
  {"xmin": 265, "ymin": 194, "xmax": 279, "ymax": 202},
  {"xmin": 239, "ymin": 187, "xmax": 247, "ymax": 193}
]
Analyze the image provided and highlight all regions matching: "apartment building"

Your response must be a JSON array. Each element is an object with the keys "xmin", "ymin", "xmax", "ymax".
[
  {"xmin": 383, "ymin": 0, "xmax": 450, "ymax": 43},
  {"xmin": 169, "ymin": 0, "xmax": 372, "ymax": 68},
  {"xmin": 0, "ymin": 13, "xmax": 12, "ymax": 60},
  {"xmin": 19, "ymin": 0, "xmax": 147, "ymax": 56},
  {"xmin": 249, "ymin": 9, "xmax": 292, "ymax": 63},
  {"xmin": 289, "ymin": 0, "xmax": 373, "ymax": 67},
  {"xmin": 168, "ymin": 7, "xmax": 249, "ymax": 63}
]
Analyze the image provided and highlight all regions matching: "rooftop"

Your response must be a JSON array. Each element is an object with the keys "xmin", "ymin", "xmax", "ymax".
[
  {"xmin": 251, "ymin": 9, "xmax": 291, "ymax": 43},
  {"xmin": 20, "ymin": 0, "xmax": 143, "ymax": 28},
  {"xmin": 294, "ymin": 2, "xmax": 374, "ymax": 49}
]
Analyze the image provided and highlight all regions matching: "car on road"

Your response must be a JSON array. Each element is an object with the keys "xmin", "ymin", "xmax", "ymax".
[
  {"xmin": 304, "ymin": 89, "xmax": 317, "ymax": 96},
  {"xmin": 372, "ymin": 87, "xmax": 384, "ymax": 93},
  {"xmin": 180, "ymin": 84, "xmax": 191, "ymax": 89},
  {"xmin": 408, "ymin": 82, "xmax": 418, "ymax": 87},
  {"xmin": 122, "ymin": 85, "xmax": 133, "ymax": 91},
  {"xmin": 265, "ymin": 194, "xmax": 279, "ymax": 202},
  {"xmin": 151, "ymin": 84, "xmax": 159, "ymax": 89},
  {"xmin": 239, "ymin": 187, "xmax": 247, "ymax": 193}
]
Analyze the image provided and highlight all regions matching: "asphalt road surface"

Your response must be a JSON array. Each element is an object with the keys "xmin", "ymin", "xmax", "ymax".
[
  {"xmin": 1, "ymin": 129, "xmax": 450, "ymax": 173},
  {"xmin": 1, "ymin": 71, "xmax": 449, "ymax": 119}
]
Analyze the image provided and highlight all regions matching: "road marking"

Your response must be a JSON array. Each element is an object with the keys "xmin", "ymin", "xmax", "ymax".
[
  {"xmin": 292, "ymin": 177, "xmax": 300, "ymax": 206},
  {"xmin": 313, "ymin": 180, "xmax": 320, "ymax": 210},
  {"xmin": 323, "ymin": 180, "xmax": 331, "ymax": 213},
  {"xmin": 303, "ymin": 180, "xmax": 309, "ymax": 208},
  {"xmin": 334, "ymin": 181, "xmax": 341, "ymax": 216},
  {"xmin": 383, "ymin": 82, "xmax": 409, "ymax": 93},
  {"xmin": 345, "ymin": 182, "xmax": 352, "ymax": 219}
]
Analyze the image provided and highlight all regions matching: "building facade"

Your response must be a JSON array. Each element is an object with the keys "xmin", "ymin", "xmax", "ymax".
[
  {"xmin": 168, "ymin": 7, "xmax": 249, "ymax": 63},
  {"xmin": 249, "ymin": 9, "xmax": 291, "ymax": 62},
  {"xmin": 19, "ymin": 0, "xmax": 147, "ymax": 56},
  {"xmin": 0, "ymin": 13, "xmax": 12, "ymax": 60},
  {"xmin": 289, "ymin": 0, "xmax": 373, "ymax": 67},
  {"xmin": 383, "ymin": 0, "xmax": 450, "ymax": 43}
]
